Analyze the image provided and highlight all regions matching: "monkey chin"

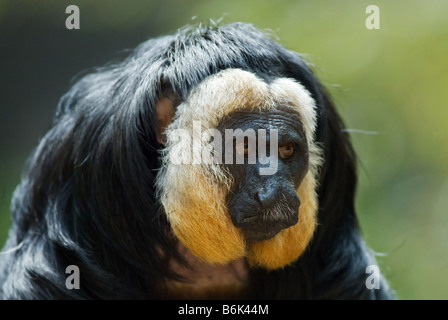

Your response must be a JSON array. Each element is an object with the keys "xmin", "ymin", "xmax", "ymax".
[{"xmin": 243, "ymin": 229, "xmax": 284, "ymax": 243}]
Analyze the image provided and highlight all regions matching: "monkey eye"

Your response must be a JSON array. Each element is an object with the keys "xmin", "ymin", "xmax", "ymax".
[
  {"xmin": 278, "ymin": 143, "xmax": 295, "ymax": 159},
  {"xmin": 235, "ymin": 137, "xmax": 252, "ymax": 156}
]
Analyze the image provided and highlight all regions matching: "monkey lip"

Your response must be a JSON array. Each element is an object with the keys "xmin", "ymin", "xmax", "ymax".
[{"xmin": 234, "ymin": 211, "xmax": 299, "ymax": 243}]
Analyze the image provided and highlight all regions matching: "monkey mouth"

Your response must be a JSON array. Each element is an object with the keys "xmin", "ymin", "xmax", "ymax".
[{"xmin": 234, "ymin": 207, "xmax": 299, "ymax": 243}]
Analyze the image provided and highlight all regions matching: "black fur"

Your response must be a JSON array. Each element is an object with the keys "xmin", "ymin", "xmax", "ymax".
[{"xmin": 0, "ymin": 22, "xmax": 394, "ymax": 299}]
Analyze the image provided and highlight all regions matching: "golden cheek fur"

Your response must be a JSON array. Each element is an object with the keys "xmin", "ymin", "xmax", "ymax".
[
  {"xmin": 161, "ymin": 175, "xmax": 246, "ymax": 264},
  {"xmin": 156, "ymin": 68, "xmax": 322, "ymax": 269}
]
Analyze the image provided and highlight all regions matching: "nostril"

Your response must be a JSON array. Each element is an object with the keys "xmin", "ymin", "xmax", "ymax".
[{"xmin": 257, "ymin": 187, "xmax": 277, "ymax": 208}]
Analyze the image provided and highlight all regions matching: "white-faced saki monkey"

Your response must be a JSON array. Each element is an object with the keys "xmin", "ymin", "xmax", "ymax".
[{"xmin": 0, "ymin": 22, "xmax": 394, "ymax": 299}]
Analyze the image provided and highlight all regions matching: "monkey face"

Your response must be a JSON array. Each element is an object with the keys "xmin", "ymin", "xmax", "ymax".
[
  {"xmin": 218, "ymin": 109, "xmax": 309, "ymax": 243},
  {"xmin": 156, "ymin": 68, "xmax": 322, "ymax": 269}
]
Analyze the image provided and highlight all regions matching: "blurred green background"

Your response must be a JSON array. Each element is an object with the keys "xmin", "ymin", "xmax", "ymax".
[{"xmin": 0, "ymin": 0, "xmax": 447, "ymax": 299}]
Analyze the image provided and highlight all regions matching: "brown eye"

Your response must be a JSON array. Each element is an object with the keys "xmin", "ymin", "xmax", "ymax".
[
  {"xmin": 243, "ymin": 138, "xmax": 249, "ymax": 155},
  {"xmin": 236, "ymin": 137, "xmax": 250, "ymax": 156},
  {"xmin": 279, "ymin": 143, "xmax": 294, "ymax": 159}
]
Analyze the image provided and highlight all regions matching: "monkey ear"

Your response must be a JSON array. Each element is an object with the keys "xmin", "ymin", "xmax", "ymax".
[{"xmin": 155, "ymin": 97, "xmax": 176, "ymax": 145}]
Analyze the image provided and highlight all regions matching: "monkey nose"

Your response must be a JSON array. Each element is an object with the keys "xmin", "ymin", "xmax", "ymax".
[{"xmin": 256, "ymin": 187, "xmax": 277, "ymax": 208}]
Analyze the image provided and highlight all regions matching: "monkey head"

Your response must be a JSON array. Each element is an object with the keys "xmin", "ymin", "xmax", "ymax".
[{"xmin": 156, "ymin": 68, "xmax": 321, "ymax": 270}]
